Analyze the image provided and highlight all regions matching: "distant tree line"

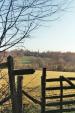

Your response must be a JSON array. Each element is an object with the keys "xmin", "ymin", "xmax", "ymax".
[{"xmin": 1, "ymin": 49, "xmax": 75, "ymax": 72}]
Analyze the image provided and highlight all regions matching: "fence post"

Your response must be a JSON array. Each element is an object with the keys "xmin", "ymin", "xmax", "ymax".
[
  {"xmin": 60, "ymin": 76, "xmax": 63, "ymax": 113},
  {"xmin": 17, "ymin": 76, "xmax": 23, "ymax": 113},
  {"xmin": 7, "ymin": 56, "xmax": 18, "ymax": 113},
  {"xmin": 41, "ymin": 68, "xmax": 46, "ymax": 113}
]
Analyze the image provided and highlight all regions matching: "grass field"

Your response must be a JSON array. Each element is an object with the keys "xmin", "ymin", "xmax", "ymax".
[
  {"xmin": 23, "ymin": 70, "xmax": 75, "ymax": 87},
  {"xmin": 1, "ymin": 70, "xmax": 75, "ymax": 113},
  {"xmin": 22, "ymin": 70, "xmax": 75, "ymax": 100},
  {"xmin": 22, "ymin": 70, "xmax": 75, "ymax": 102},
  {"xmin": 1, "ymin": 69, "xmax": 75, "ymax": 88},
  {"xmin": 1, "ymin": 69, "xmax": 75, "ymax": 90},
  {"xmin": 23, "ymin": 70, "xmax": 75, "ymax": 113}
]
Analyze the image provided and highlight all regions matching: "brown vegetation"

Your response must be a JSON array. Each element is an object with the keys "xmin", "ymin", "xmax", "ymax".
[{"xmin": 1, "ymin": 50, "xmax": 75, "ymax": 72}]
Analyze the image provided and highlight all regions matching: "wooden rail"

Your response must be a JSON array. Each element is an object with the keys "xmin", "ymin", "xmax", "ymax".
[
  {"xmin": 45, "ymin": 93, "xmax": 75, "ymax": 99},
  {"xmin": 46, "ymin": 86, "xmax": 75, "ymax": 90},
  {"xmin": 13, "ymin": 69, "xmax": 35, "ymax": 75},
  {"xmin": 46, "ymin": 100, "xmax": 75, "ymax": 106},
  {"xmin": 22, "ymin": 90, "xmax": 41, "ymax": 105},
  {"xmin": 0, "ymin": 95, "xmax": 11, "ymax": 105},
  {"xmin": 46, "ymin": 77, "xmax": 75, "ymax": 82},
  {"xmin": 1, "ymin": 57, "xmax": 75, "ymax": 113},
  {"xmin": 0, "ymin": 55, "xmax": 35, "ymax": 113},
  {"xmin": 45, "ymin": 108, "xmax": 75, "ymax": 113},
  {"xmin": 62, "ymin": 76, "xmax": 75, "ymax": 86},
  {"xmin": 41, "ymin": 68, "xmax": 75, "ymax": 113}
]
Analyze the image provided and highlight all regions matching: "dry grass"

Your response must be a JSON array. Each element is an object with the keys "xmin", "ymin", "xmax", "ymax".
[
  {"xmin": 1, "ymin": 69, "xmax": 75, "ymax": 113},
  {"xmin": 1, "ymin": 69, "xmax": 75, "ymax": 88},
  {"xmin": 23, "ymin": 70, "xmax": 75, "ymax": 87}
]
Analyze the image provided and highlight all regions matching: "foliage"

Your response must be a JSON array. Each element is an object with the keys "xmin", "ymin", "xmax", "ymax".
[{"xmin": 3, "ymin": 50, "xmax": 75, "ymax": 72}]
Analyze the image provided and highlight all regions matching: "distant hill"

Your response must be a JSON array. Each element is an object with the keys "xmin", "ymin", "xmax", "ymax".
[{"xmin": 1, "ymin": 50, "xmax": 75, "ymax": 72}]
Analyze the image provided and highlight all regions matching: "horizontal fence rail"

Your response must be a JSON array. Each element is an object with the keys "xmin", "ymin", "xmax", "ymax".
[
  {"xmin": 1, "ymin": 58, "xmax": 75, "ymax": 113},
  {"xmin": 45, "ymin": 108, "xmax": 75, "ymax": 113},
  {"xmin": 0, "ymin": 55, "xmax": 35, "ymax": 113},
  {"xmin": 46, "ymin": 100, "xmax": 75, "ymax": 106},
  {"xmin": 45, "ymin": 93, "xmax": 75, "ymax": 99},
  {"xmin": 41, "ymin": 68, "xmax": 75, "ymax": 113},
  {"xmin": 46, "ymin": 86, "xmax": 75, "ymax": 90},
  {"xmin": 13, "ymin": 69, "xmax": 35, "ymax": 75},
  {"xmin": 46, "ymin": 77, "xmax": 75, "ymax": 82}
]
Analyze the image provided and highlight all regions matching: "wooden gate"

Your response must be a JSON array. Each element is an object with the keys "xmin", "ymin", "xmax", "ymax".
[
  {"xmin": 0, "ymin": 56, "xmax": 35, "ymax": 113},
  {"xmin": 1, "ymin": 56, "xmax": 75, "ymax": 113},
  {"xmin": 41, "ymin": 68, "xmax": 75, "ymax": 113}
]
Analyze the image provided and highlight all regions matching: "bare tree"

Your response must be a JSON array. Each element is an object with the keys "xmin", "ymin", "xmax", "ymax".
[
  {"xmin": 0, "ymin": 1, "xmax": 73, "ymax": 112},
  {"xmin": 0, "ymin": 0, "xmax": 72, "ymax": 51}
]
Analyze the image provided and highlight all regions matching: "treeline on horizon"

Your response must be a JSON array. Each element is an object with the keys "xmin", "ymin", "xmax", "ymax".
[{"xmin": 1, "ymin": 49, "xmax": 75, "ymax": 72}]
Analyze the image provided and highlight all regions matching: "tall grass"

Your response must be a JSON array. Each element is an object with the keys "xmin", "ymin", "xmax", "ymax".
[{"xmin": 1, "ymin": 70, "xmax": 75, "ymax": 113}]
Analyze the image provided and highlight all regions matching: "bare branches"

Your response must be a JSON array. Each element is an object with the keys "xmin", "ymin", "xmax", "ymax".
[{"xmin": 0, "ymin": 0, "xmax": 72, "ymax": 51}]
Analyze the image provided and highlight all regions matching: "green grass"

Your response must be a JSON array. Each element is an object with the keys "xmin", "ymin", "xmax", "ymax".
[{"xmin": 21, "ymin": 56, "xmax": 33, "ymax": 64}]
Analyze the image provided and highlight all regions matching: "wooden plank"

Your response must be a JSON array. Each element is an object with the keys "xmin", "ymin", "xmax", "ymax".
[
  {"xmin": 22, "ymin": 90, "xmax": 41, "ymax": 105},
  {"xmin": 46, "ymin": 78, "xmax": 60, "ymax": 82},
  {"xmin": 0, "ymin": 62, "xmax": 7, "ymax": 69},
  {"xmin": 0, "ymin": 95, "xmax": 11, "ymax": 105},
  {"xmin": 46, "ymin": 77, "xmax": 75, "ymax": 82},
  {"xmin": 46, "ymin": 86, "xmax": 75, "ymax": 90},
  {"xmin": 46, "ymin": 93, "xmax": 75, "ymax": 99},
  {"xmin": 17, "ymin": 76, "xmax": 23, "ymax": 113},
  {"xmin": 60, "ymin": 76, "xmax": 63, "ymax": 113},
  {"xmin": 7, "ymin": 56, "xmax": 19, "ymax": 113},
  {"xmin": 62, "ymin": 76, "xmax": 75, "ymax": 86},
  {"xmin": 45, "ymin": 108, "xmax": 75, "ymax": 113},
  {"xmin": 41, "ymin": 68, "xmax": 46, "ymax": 113},
  {"xmin": 46, "ymin": 100, "xmax": 75, "ymax": 106},
  {"xmin": 13, "ymin": 69, "xmax": 35, "ymax": 75}
]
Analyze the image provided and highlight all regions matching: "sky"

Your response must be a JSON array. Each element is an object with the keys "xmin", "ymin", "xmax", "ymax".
[{"xmin": 16, "ymin": 1, "xmax": 75, "ymax": 52}]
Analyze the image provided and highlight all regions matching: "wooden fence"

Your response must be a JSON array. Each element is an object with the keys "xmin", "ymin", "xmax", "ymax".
[
  {"xmin": 41, "ymin": 68, "xmax": 75, "ymax": 113},
  {"xmin": 1, "ymin": 56, "xmax": 75, "ymax": 113},
  {"xmin": 0, "ymin": 56, "xmax": 35, "ymax": 113}
]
